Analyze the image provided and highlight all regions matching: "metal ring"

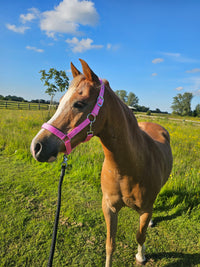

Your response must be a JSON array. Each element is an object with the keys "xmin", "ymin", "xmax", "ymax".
[{"xmin": 87, "ymin": 113, "xmax": 96, "ymax": 123}]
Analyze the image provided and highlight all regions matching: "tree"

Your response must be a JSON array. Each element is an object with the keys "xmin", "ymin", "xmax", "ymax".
[
  {"xmin": 115, "ymin": 90, "xmax": 128, "ymax": 103},
  {"xmin": 39, "ymin": 68, "xmax": 69, "ymax": 108},
  {"xmin": 127, "ymin": 92, "xmax": 139, "ymax": 107},
  {"xmin": 146, "ymin": 109, "xmax": 151, "ymax": 116},
  {"xmin": 115, "ymin": 90, "xmax": 139, "ymax": 108},
  {"xmin": 136, "ymin": 105, "xmax": 149, "ymax": 112},
  {"xmin": 194, "ymin": 104, "xmax": 200, "ymax": 117},
  {"xmin": 171, "ymin": 92, "xmax": 193, "ymax": 116},
  {"xmin": 155, "ymin": 108, "xmax": 161, "ymax": 113}
]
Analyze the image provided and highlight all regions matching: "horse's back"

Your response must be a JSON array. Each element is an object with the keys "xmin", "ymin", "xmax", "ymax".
[
  {"xmin": 138, "ymin": 121, "xmax": 173, "ymax": 186},
  {"xmin": 138, "ymin": 121, "xmax": 170, "ymax": 144}
]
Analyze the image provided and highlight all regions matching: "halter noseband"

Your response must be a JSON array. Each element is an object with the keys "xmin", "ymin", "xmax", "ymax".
[{"xmin": 42, "ymin": 79, "xmax": 105, "ymax": 155}]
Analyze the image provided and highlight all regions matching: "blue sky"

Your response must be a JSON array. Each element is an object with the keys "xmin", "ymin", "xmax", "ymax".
[{"xmin": 1, "ymin": 0, "xmax": 200, "ymax": 112}]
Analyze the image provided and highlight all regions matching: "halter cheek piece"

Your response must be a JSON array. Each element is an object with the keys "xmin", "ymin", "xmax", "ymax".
[{"xmin": 42, "ymin": 79, "xmax": 105, "ymax": 155}]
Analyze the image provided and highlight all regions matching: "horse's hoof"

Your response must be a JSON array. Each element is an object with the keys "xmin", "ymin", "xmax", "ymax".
[
  {"xmin": 135, "ymin": 254, "xmax": 146, "ymax": 265},
  {"xmin": 148, "ymin": 219, "xmax": 154, "ymax": 228},
  {"xmin": 135, "ymin": 258, "xmax": 146, "ymax": 265}
]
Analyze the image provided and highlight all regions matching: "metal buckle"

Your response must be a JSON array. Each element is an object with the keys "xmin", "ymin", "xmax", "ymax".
[
  {"xmin": 87, "ymin": 130, "xmax": 93, "ymax": 136},
  {"xmin": 97, "ymin": 96, "xmax": 104, "ymax": 107},
  {"xmin": 62, "ymin": 154, "xmax": 68, "ymax": 167},
  {"xmin": 87, "ymin": 122, "xmax": 94, "ymax": 136}
]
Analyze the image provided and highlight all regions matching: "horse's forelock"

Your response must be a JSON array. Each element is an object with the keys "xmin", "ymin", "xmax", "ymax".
[{"xmin": 70, "ymin": 74, "xmax": 85, "ymax": 89}]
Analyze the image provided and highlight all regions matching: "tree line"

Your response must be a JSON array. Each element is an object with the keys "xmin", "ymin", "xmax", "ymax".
[
  {"xmin": 1, "ymin": 68, "xmax": 199, "ymax": 117},
  {"xmin": 115, "ymin": 90, "xmax": 168, "ymax": 114},
  {"xmin": 38, "ymin": 68, "xmax": 199, "ymax": 117},
  {"xmin": 0, "ymin": 95, "xmax": 28, "ymax": 102},
  {"xmin": 0, "ymin": 95, "xmax": 52, "ymax": 104},
  {"xmin": 115, "ymin": 90, "xmax": 200, "ymax": 117}
]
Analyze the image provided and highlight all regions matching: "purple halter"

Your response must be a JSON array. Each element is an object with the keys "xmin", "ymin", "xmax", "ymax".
[{"xmin": 42, "ymin": 79, "xmax": 105, "ymax": 155}]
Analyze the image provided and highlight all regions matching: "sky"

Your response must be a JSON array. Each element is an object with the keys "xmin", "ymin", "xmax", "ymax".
[{"xmin": 1, "ymin": 0, "xmax": 200, "ymax": 112}]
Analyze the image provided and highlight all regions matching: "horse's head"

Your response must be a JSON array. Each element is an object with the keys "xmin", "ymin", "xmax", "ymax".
[{"xmin": 31, "ymin": 59, "xmax": 106, "ymax": 162}]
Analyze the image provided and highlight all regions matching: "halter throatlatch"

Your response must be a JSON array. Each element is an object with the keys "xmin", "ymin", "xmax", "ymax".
[{"xmin": 42, "ymin": 79, "xmax": 105, "ymax": 155}]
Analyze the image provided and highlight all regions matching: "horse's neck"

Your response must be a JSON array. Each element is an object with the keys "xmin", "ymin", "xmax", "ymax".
[{"xmin": 98, "ymin": 86, "xmax": 143, "ymax": 168}]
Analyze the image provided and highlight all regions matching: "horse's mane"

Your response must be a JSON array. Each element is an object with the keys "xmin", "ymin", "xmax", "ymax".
[{"xmin": 103, "ymin": 78, "xmax": 138, "ymax": 126}]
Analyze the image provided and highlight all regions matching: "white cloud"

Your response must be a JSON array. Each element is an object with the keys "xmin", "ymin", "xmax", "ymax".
[
  {"xmin": 193, "ymin": 89, "xmax": 200, "ymax": 96},
  {"xmin": 175, "ymin": 86, "xmax": 184, "ymax": 91},
  {"xmin": 180, "ymin": 76, "xmax": 200, "ymax": 96},
  {"xmin": 66, "ymin": 37, "xmax": 103, "ymax": 53},
  {"xmin": 107, "ymin": 43, "xmax": 111, "ymax": 50},
  {"xmin": 6, "ymin": 8, "xmax": 39, "ymax": 33},
  {"xmin": 151, "ymin": 73, "xmax": 158, "ymax": 76},
  {"xmin": 6, "ymin": 1, "xmax": 102, "ymax": 53},
  {"xmin": 189, "ymin": 77, "xmax": 200, "ymax": 91},
  {"xmin": 182, "ymin": 76, "xmax": 200, "ymax": 87},
  {"xmin": 20, "ymin": 8, "xmax": 40, "ymax": 24},
  {"xmin": 152, "ymin": 58, "xmax": 164, "ymax": 64},
  {"xmin": 6, "ymin": 24, "xmax": 30, "ymax": 34},
  {"xmin": 26, "ymin": 46, "xmax": 44, "ymax": 53},
  {"xmin": 106, "ymin": 43, "xmax": 120, "ymax": 51},
  {"xmin": 162, "ymin": 52, "xmax": 181, "ymax": 58},
  {"xmin": 186, "ymin": 68, "xmax": 200, "ymax": 73},
  {"xmin": 6, "ymin": 1, "xmax": 99, "ymax": 38},
  {"xmin": 40, "ymin": 0, "xmax": 99, "ymax": 37},
  {"xmin": 162, "ymin": 52, "xmax": 199, "ymax": 63}
]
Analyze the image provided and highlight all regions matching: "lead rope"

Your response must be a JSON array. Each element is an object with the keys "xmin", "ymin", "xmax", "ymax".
[{"xmin": 47, "ymin": 155, "xmax": 68, "ymax": 267}]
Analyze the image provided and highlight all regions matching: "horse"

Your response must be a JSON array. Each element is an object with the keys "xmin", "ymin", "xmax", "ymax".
[{"xmin": 31, "ymin": 59, "xmax": 173, "ymax": 266}]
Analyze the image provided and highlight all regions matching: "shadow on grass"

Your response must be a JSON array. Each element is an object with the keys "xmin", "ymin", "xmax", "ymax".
[
  {"xmin": 153, "ymin": 189, "xmax": 198, "ymax": 224},
  {"xmin": 147, "ymin": 252, "xmax": 200, "ymax": 267},
  {"xmin": 153, "ymin": 209, "xmax": 183, "ymax": 225}
]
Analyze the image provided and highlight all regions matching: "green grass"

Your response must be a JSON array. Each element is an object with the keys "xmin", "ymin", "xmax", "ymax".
[{"xmin": 0, "ymin": 110, "xmax": 200, "ymax": 266}]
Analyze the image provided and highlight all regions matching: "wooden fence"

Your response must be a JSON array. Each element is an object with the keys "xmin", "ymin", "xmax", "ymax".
[
  {"xmin": 0, "ymin": 101, "xmax": 57, "ymax": 110},
  {"xmin": 136, "ymin": 114, "xmax": 200, "ymax": 126}
]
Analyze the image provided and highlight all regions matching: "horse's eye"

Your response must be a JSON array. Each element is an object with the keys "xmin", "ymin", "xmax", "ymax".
[{"xmin": 73, "ymin": 101, "xmax": 87, "ymax": 109}]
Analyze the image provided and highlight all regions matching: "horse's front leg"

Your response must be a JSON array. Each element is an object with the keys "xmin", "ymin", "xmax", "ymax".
[
  {"xmin": 102, "ymin": 196, "xmax": 118, "ymax": 267},
  {"xmin": 136, "ymin": 211, "xmax": 152, "ymax": 265}
]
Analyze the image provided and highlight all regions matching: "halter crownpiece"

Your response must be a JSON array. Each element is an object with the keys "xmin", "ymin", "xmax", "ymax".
[{"xmin": 42, "ymin": 79, "xmax": 105, "ymax": 155}]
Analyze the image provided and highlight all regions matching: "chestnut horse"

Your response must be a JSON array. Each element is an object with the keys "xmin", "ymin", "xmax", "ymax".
[{"xmin": 31, "ymin": 59, "xmax": 173, "ymax": 266}]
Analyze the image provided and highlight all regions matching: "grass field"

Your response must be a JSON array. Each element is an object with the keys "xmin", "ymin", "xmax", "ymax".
[{"xmin": 0, "ymin": 110, "xmax": 200, "ymax": 266}]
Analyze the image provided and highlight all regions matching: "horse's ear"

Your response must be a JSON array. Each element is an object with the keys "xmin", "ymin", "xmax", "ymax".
[
  {"xmin": 71, "ymin": 62, "xmax": 82, "ymax": 78},
  {"xmin": 79, "ymin": 59, "xmax": 99, "ymax": 83}
]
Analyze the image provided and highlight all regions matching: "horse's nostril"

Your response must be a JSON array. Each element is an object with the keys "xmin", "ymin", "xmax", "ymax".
[{"xmin": 34, "ymin": 142, "xmax": 42, "ymax": 156}]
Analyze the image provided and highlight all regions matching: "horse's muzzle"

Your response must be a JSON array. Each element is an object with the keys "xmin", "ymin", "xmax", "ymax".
[{"xmin": 31, "ymin": 138, "xmax": 59, "ymax": 162}]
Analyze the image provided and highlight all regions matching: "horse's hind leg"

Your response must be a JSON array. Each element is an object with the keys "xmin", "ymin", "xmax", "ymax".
[
  {"xmin": 102, "ymin": 196, "xmax": 118, "ymax": 267},
  {"xmin": 136, "ymin": 211, "xmax": 152, "ymax": 265}
]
